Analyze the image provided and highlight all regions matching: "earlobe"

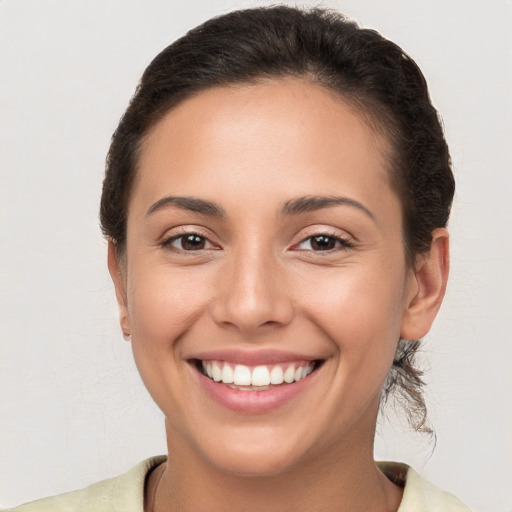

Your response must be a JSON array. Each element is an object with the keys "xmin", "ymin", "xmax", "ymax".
[
  {"xmin": 107, "ymin": 240, "xmax": 131, "ymax": 340},
  {"xmin": 400, "ymin": 228, "xmax": 450, "ymax": 341}
]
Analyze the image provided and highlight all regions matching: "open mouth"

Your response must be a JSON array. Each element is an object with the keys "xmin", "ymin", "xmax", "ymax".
[{"xmin": 194, "ymin": 359, "xmax": 323, "ymax": 391}]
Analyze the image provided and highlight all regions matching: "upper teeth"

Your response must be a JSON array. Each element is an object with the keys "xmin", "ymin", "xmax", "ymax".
[{"xmin": 202, "ymin": 361, "xmax": 314, "ymax": 387}]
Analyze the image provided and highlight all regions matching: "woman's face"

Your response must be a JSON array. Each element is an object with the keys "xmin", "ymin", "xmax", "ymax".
[{"xmin": 113, "ymin": 80, "xmax": 421, "ymax": 475}]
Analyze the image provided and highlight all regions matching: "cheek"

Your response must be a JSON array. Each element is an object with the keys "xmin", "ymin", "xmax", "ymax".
[
  {"xmin": 298, "ymin": 263, "xmax": 406, "ymax": 375},
  {"xmin": 124, "ymin": 264, "xmax": 215, "ymax": 417},
  {"xmin": 126, "ymin": 265, "xmax": 212, "ymax": 356}
]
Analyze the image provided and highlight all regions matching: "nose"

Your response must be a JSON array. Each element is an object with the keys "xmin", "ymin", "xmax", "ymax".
[{"xmin": 210, "ymin": 246, "xmax": 294, "ymax": 335}]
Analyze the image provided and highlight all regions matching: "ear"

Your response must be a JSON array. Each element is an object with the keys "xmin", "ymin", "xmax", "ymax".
[
  {"xmin": 107, "ymin": 240, "xmax": 131, "ymax": 340},
  {"xmin": 400, "ymin": 228, "xmax": 450, "ymax": 340}
]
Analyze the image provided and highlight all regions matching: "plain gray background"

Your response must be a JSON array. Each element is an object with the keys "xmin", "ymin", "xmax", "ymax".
[{"xmin": 1, "ymin": 1, "xmax": 511, "ymax": 510}]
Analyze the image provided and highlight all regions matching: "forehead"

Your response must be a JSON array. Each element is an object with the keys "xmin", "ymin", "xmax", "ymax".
[{"xmin": 133, "ymin": 80, "xmax": 397, "ymax": 220}]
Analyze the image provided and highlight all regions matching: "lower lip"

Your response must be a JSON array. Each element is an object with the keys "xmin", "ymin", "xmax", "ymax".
[{"xmin": 195, "ymin": 365, "xmax": 317, "ymax": 414}]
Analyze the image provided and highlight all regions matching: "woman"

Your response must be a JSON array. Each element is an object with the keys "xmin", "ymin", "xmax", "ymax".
[{"xmin": 6, "ymin": 6, "xmax": 471, "ymax": 511}]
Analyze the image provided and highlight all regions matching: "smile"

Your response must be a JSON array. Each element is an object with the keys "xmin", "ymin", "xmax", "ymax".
[
  {"xmin": 200, "ymin": 360, "xmax": 316, "ymax": 389},
  {"xmin": 191, "ymin": 355, "xmax": 323, "ymax": 413}
]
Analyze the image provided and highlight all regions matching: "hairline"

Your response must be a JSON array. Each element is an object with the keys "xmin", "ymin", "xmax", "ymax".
[{"xmin": 117, "ymin": 74, "xmax": 409, "ymax": 262}]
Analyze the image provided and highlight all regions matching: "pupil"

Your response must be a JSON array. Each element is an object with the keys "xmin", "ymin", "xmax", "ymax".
[
  {"xmin": 183, "ymin": 234, "xmax": 205, "ymax": 250},
  {"xmin": 312, "ymin": 235, "xmax": 334, "ymax": 250}
]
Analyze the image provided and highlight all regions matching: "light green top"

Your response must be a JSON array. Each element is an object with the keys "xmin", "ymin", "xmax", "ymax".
[{"xmin": 4, "ymin": 457, "xmax": 471, "ymax": 511}]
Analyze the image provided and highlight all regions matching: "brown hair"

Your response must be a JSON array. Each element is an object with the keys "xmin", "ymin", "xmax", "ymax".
[{"xmin": 100, "ymin": 6, "xmax": 454, "ymax": 433}]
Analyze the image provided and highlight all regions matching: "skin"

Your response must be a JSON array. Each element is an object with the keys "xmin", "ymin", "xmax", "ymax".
[{"xmin": 109, "ymin": 80, "xmax": 449, "ymax": 512}]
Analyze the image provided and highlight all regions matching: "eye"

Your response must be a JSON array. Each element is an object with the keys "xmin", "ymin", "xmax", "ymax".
[
  {"xmin": 296, "ymin": 234, "xmax": 352, "ymax": 251},
  {"xmin": 163, "ymin": 233, "xmax": 215, "ymax": 251}
]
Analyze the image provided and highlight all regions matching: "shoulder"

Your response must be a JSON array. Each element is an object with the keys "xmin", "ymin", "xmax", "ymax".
[
  {"xmin": 378, "ymin": 461, "xmax": 472, "ymax": 512},
  {"xmin": 5, "ymin": 458, "xmax": 471, "ymax": 512},
  {"xmin": 2, "ymin": 456, "xmax": 166, "ymax": 512}
]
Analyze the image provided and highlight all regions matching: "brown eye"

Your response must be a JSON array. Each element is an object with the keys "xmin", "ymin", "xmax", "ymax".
[
  {"xmin": 296, "ymin": 234, "xmax": 353, "ymax": 252},
  {"xmin": 165, "ymin": 233, "xmax": 213, "ymax": 251},
  {"xmin": 310, "ymin": 235, "xmax": 336, "ymax": 251},
  {"xmin": 181, "ymin": 234, "xmax": 206, "ymax": 250}
]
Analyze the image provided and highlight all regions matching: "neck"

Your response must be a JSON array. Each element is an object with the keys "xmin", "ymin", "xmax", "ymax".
[{"xmin": 149, "ymin": 421, "xmax": 403, "ymax": 512}]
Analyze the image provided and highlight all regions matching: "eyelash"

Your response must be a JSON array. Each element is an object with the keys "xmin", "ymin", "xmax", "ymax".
[
  {"xmin": 161, "ymin": 231, "xmax": 216, "ymax": 252},
  {"xmin": 294, "ymin": 232, "xmax": 354, "ymax": 253},
  {"xmin": 161, "ymin": 230, "xmax": 353, "ymax": 254}
]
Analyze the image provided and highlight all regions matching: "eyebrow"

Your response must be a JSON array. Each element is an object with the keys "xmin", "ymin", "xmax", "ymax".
[
  {"xmin": 146, "ymin": 196, "xmax": 226, "ymax": 217},
  {"xmin": 281, "ymin": 195, "xmax": 375, "ymax": 220},
  {"xmin": 146, "ymin": 194, "xmax": 374, "ymax": 220}
]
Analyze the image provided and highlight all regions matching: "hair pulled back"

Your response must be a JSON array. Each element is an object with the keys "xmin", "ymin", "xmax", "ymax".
[{"xmin": 100, "ymin": 6, "xmax": 454, "ymax": 433}]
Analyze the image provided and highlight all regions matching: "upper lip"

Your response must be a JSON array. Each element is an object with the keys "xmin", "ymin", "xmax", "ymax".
[{"xmin": 187, "ymin": 349, "xmax": 320, "ymax": 366}]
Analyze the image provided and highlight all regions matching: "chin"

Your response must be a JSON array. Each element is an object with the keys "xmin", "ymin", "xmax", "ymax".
[
  {"xmin": 188, "ymin": 423, "xmax": 311, "ymax": 478},
  {"xmin": 207, "ymin": 446, "xmax": 303, "ymax": 478}
]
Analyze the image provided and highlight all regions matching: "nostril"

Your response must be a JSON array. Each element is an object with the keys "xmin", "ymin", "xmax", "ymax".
[{"xmin": 209, "ymin": 277, "xmax": 295, "ymax": 333}]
